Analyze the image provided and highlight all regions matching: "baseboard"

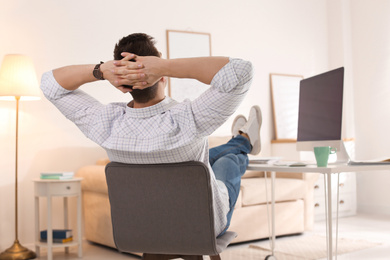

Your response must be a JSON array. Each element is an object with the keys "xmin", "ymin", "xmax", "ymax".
[{"xmin": 357, "ymin": 203, "xmax": 390, "ymax": 216}]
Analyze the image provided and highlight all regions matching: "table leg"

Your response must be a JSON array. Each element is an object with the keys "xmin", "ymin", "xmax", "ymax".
[
  {"xmin": 47, "ymin": 195, "xmax": 53, "ymax": 260},
  {"xmin": 35, "ymin": 196, "xmax": 40, "ymax": 257},
  {"xmin": 77, "ymin": 189, "xmax": 83, "ymax": 257},
  {"xmin": 64, "ymin": 197, "xmax": 69, "ymax": 254},
  {"xmin": 264, "ymin": 171, "xmax": 277, "ymax": 260},
  {"xmin": 326, "ymin": 173, "xmax": 333, "ymax": 260},
  {"xmin": 271, "ymin": 171, "xmax": 276, "ymax": 256}
]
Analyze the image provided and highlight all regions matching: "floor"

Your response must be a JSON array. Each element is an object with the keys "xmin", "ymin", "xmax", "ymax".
[
  {"xmin": 35, "ymin": 214, "xmax": 390, "ymax": 260},
  {"xmin": 245, "ymin": 213, "xmax": 390, "ymax": 260}
]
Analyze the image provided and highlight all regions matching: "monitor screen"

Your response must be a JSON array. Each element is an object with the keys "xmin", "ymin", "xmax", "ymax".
[{"xmin": 297, "ymin": 67, "xmax": 344, "ymax": 142}]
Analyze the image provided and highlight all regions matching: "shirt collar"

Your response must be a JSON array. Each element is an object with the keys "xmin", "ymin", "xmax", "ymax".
[{"xmin": 125, "ymin": 96, "xmax": 178, "ymax": 118}]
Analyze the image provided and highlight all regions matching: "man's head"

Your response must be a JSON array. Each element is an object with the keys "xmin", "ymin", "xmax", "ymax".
[{"xmin": 114, "ymin": 33, "xmax": 161, "ymax": 104}]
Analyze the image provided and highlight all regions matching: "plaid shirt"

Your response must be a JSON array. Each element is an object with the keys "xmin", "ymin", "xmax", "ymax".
[{"xmin": 41, "ymin": 58, "xmax": 253, "ymax": 235}]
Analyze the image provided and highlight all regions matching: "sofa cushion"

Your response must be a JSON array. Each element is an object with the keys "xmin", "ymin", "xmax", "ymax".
[
  {"xmin": 235, "ymin": 192, "xmax": 242, "ymax": 209},
  {"xmin": 208, "ymin": 136, "xmax": 231, "ymax": 148},
  {"xmin": 240, "ymin": 178, "xmax": 306, "ymax": 206},
  {"xmin": 76, "ymin": 165, "xmax": 108, "ymax": 194},
  {"xmin": 96, "ymin": 158, "xmax": 110, "ymax": 166},
  {"xmin": 229, "ymin": 200, "xmax": 305, "ymax": 243}
]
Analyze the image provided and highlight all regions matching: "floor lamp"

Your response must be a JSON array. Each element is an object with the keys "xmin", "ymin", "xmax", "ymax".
[{"xmin": 0, "ymin": 54, "xmax": 40, "ymax": 260}]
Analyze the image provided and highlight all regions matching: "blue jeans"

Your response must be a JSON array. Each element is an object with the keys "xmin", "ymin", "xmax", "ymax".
[{"xmin": 209, "ymin": 135, "xmax": 251, "ymax": 236}]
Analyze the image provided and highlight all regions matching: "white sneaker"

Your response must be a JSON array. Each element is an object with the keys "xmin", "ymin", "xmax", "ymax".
[
  {"xmin": 231, "ymin": 115, "xmax": 247, "ymax": 137},
  {"xmin": 239, "ymin": 106, "xmax": 262, "ymax": 155}
]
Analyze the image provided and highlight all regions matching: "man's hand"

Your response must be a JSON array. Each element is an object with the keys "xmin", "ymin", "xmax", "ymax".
[
  {"xmin": 100, "ymin": 54, "xmax": 145, "ymax": 93},
  {"xmin": 102, "ymin": 52, "xmax": 164, "ymax": 93},
  {"xmin": 127, "ymin": 53, "xmax": 165, "ymax": 90}
]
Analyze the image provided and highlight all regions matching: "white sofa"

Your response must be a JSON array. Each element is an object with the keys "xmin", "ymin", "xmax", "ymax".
[{"xmin": 75, "ymin": 136, "xmax": 319, "ymax": 246}]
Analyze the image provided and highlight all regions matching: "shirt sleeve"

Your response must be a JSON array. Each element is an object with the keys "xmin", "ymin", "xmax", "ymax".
[
  {"xmin": 190, "ymin": 58, "xmax": 253, "ymax": 137},
  {"xmin": 40, "ymin": 71, "xmax": 111, "ymax": 141}
]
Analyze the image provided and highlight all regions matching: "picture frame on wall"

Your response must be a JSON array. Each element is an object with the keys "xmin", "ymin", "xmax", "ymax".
[
  {"xmin": 270, "ymin": 73, "xmax": 303, "ymax": 141},
  {"xmin": 166, "ymin": 30, "xmax": 211, "ymax": 101}
]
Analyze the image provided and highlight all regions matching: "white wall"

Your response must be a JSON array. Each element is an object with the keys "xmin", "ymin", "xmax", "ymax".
[
  {"xmin": 0, "ymin": 0, "xmax": 329, "ymax": 249},
  {"xmin": 349, "ymin": 0, "xmax": 390, "ymax": 215},
  {"xmin": 327, "ymin": 0, "xmax": 355, "ymax": 140}
]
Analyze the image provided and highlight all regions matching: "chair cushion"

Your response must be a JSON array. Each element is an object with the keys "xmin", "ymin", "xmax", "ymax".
[{"xmin": 240, "ymin": 178, "xmax": 306, "ymax": 206}]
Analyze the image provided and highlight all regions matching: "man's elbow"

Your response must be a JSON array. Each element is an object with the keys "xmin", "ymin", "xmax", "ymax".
[{"xmin": 237, "ymin": 60, "xmax": 254, "ymax": 87}]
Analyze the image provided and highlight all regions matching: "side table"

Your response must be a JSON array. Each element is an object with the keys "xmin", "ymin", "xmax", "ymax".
[{"xmin": 34, "ymin": 178, "xmax": 83, "ymax": 260}]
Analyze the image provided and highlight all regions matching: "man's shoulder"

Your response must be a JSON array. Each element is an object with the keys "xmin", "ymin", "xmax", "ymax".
[
  {"xmin": 100, "ymin": 102, "xmax": 127, "ymax": 116},
  {"xmin": 107, "ymin": 102, "xmax": 127, "ymax": 108},
  {"xmin": 164, "ymin": 99, "xmax": 193, "ymax": 114}
]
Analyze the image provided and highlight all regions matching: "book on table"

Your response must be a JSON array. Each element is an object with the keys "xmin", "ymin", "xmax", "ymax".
[
  {"xmin": 40, "ymin": 229, "xmax": 73, "ymax": 239},
  {"xmin": 40, "ymin": 172, "xmax": 74, "ymax": 180}
]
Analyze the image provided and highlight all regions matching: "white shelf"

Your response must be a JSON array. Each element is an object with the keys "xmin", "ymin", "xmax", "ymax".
[{"xmin": 35, "ymin": 241, "xmax": 79, "ymax": 248}]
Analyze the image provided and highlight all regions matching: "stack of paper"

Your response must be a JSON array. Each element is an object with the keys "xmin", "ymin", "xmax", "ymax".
[
  {"xmin": 248, "ymin": 156, "xmax": 281, "ymax": 165},
  {"xmin": 40, "ymin": 172, "xmax": 74, "ymax": 180},
  {"xmin": 349, "ymin": 157, "xmax": 390, "ymax": 165}
]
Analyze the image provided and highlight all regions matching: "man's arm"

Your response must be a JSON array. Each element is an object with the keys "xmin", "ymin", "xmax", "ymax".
[
  {"xmin": 52, "ymin": 64, "xmax": 96, "ymax": 91},
  {"xmin": 52, "ymin": 54, "xmax": 146, "ymax": 91},
  {"xmin": 112, "ymin": 53, "xmax": 229, "ymax": 89},
  {"xmin": 50, "ymin": 52, "xmax": 228, "ymax": 92},
  {"xmin": 163, "ymin": 56, "xmax": 229, "ymax": 84}
]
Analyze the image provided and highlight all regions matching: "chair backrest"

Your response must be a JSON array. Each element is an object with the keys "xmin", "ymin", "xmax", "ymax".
[{"xmin": 105, "ymin": 161, "xmax": 229, "ymax": 256}]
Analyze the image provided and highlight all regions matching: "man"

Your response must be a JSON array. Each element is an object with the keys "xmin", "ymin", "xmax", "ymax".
[{"xmin": 40, "ymin": 33, "xmax": 261, "ymax": 237}]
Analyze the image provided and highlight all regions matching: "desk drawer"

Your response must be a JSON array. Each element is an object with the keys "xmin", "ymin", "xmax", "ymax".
[
  {"xmin": 35, "ymin": 181, "xmax": 81, "ymax": 197},
  {"xmin": 336, "ymin": 193, "xmax": 357, "ymax": 215},
  {"xmin": 314, "ymin": 192, "xmax": 357, "ymax": 221},
  {"xmin": 313, "ymin": 172, "xmax": 356, "ymax": 197}
]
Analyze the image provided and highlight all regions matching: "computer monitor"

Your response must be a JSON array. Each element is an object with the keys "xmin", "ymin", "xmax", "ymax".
[{"xmin": 296, "ymin": 67, "xmax": 350, "ymax": 164}]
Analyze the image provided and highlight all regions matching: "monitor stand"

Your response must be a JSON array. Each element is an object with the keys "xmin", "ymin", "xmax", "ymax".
[{"xmin": 331, "ymin": 141, "xmax": 351, "ymax": 165}]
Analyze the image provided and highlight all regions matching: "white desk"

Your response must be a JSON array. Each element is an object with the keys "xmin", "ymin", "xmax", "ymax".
[{"xmin": 247, "ymin": 163, "xmax": 390, "ymax": 260}]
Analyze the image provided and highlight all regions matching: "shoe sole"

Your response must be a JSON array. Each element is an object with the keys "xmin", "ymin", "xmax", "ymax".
[
  {"xmin": 250, "ymin": 106, "xmax": 262, "ymax": 155},
  {"xmin": 231, "ymin": 114, "xmax": 246, "ymax": 136}
]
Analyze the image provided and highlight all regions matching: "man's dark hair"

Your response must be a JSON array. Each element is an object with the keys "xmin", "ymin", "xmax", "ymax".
[{"xmin": 114, "ymin": 33, "xmax": 160, "ymax": 104}]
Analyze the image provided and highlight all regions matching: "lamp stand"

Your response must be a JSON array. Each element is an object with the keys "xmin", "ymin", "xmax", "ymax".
[{"xmin": 0, "ymin": 97, "xmax": 36, "ymax": 260}]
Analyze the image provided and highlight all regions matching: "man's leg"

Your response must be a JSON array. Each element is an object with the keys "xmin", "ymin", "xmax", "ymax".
[
  {"xmin": 209, "ymin": 135, "xmax": 251, "ymax": 166},
  {"xmin": 210, "ymin": 135, "xmax": 250, "ymax": 236},
  {"xmin": 210, "ymin": 106, "xmax": 262, "ymax": 236}
]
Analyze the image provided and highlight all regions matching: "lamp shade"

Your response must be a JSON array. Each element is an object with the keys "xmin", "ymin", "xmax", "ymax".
[{"xmin": 0, "ymin": 54, "xmax": 40, "ymax": 101}]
